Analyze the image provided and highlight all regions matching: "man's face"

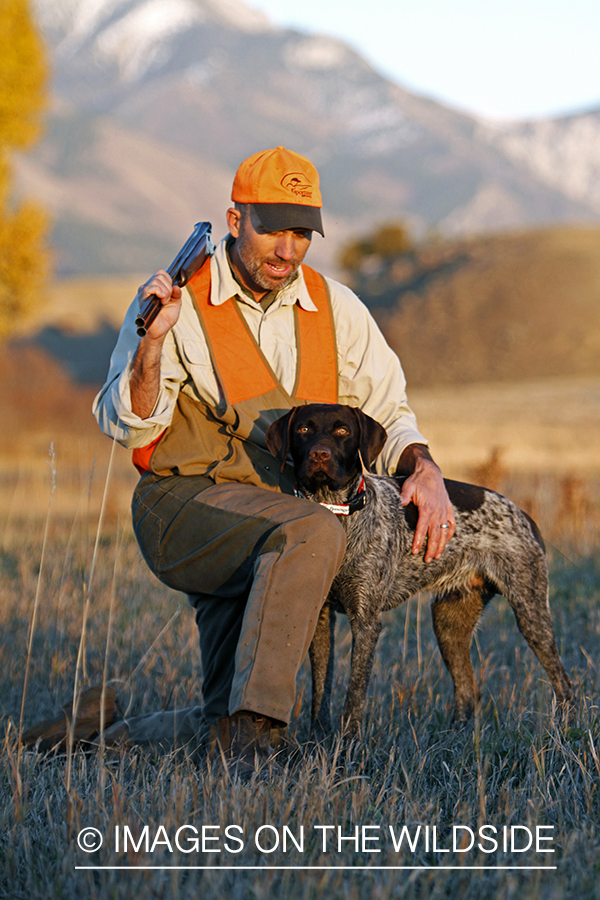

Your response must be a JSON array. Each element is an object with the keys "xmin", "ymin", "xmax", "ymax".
[{"xmin": 227, "ymin": 206, "xmax": 312, "ymax": 297}]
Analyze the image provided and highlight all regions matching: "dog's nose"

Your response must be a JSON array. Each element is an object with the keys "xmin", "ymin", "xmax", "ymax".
[{"xmin": 310, "ymin": 447, "xmax": 332, "ymax": 463}]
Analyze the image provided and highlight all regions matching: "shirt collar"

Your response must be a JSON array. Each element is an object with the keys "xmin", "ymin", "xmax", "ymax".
[{"xmin": 209, "ymin": 235, "xmax": 319, "ymax": 313}]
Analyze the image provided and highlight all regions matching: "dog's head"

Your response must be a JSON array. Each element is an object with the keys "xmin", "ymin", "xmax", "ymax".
[{"xmin": 265, "ymin": 403, "xmax": 387, "ymax": 494}]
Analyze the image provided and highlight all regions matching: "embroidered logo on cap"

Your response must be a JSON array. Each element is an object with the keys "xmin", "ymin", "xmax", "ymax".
[{"xmin": 281, "ymin": 172, "xmax": 313, "ymax": 199}]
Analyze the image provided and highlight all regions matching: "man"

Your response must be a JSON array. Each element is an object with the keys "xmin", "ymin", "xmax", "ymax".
[{"xmin": 93, "ymin": 146, "xmax": 455, "ymax": 770}]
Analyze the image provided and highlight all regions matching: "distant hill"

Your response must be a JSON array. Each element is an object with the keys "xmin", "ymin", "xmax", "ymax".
[
  {"xmin": 365, "ymin": 227, "xmax": 600, "ymax": 387},
  {"xmin": 13, "ymin": 226, "xmax": 600, "ymax": 391},
  {"xmin": 16, "ymin": 0, "xmax": 600, "ymax": 276}
]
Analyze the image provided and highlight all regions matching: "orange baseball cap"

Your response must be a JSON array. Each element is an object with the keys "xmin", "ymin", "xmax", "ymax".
[{"xmin": 231, "ymin": 146, "xmax": 324, "ymax": 236}]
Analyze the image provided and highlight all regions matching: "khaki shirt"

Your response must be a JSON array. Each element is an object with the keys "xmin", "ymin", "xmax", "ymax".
[{"xmin": 93, "ymin": 236, "xmax": 427, "ymax": 475}]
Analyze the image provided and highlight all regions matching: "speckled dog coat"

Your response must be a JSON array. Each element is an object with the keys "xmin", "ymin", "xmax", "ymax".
[{"xmin": 266, "ymin": 403, "xmax": 572, "ymax": 736}]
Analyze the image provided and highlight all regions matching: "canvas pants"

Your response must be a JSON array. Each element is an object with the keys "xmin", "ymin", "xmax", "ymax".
[{"xmin": 131, "ymin": 473, "xmax": 346, "ymax": 727}]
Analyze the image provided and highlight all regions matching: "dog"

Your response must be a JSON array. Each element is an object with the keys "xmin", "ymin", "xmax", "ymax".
[{"xmin": 265, "ymin": 403, "xmax": 572, "ymax": 737}]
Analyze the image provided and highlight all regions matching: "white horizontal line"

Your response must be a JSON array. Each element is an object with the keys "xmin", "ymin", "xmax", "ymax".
[{"xmin": 75, "ymin": 865, "xmax": 557, "ymax": 871}]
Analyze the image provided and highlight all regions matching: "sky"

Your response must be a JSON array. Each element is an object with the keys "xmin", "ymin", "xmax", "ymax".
[{"xmin": 247, "ymin": 0, "xmax": 600, "ymax": 121}]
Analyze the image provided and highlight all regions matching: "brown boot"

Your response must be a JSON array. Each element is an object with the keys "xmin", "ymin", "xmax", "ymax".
[{"xmin": 216, "ymin": 711, "xmax": 284, "ymax": 778}]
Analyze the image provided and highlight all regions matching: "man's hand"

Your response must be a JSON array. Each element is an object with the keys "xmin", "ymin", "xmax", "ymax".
[
  {"xmin": 137, "ymin": 269, "xmax": 182, "ymax": 340},
  {"xmin": 130, "ymin": 270, "xmax": 182, "ymax": 419},
  {"xmin": 396, "ymin": 445, "xmax": 456, "ymax": 563}
]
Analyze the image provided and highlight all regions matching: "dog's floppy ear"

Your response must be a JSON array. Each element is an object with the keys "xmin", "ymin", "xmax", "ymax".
[
  {"xmin": 351, "ymin": 407, "xmax": 387, "ymax": 470},
  {"xmin": 265, "ymin": 407, "xmax": 301, "ymax": 472}
]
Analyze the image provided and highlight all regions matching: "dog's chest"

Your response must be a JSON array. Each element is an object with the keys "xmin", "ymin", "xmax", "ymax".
[{"xmin": 327, "ymin": 479, "xmax": 411, "ymax": 616}]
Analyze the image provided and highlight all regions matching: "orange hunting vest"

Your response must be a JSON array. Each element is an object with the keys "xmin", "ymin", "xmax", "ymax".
[{"xmin": 132, "ymin": 258, "xmax": 338, "ymax": 492}]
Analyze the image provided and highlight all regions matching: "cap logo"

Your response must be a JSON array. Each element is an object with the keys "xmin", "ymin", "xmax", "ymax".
[{"xmin": 281, "ymin": 172, "xmax": 313, "ymax": 200}]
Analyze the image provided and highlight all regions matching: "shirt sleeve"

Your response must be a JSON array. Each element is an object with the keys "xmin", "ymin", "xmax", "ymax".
[
  {"xmin": 328, "ymin": 278, "xmax": 428, "ymax": 474},
  {"xmin": 92, "ymin": 299, "xmax": 188, "ymax": 449}
]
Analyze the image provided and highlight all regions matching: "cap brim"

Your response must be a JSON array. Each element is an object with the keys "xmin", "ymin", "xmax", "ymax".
[{"xmin": 252, "ymin": 203, "xmax": 324, "ymax": 237}]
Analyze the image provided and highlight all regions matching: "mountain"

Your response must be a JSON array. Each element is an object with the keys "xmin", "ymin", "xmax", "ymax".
[
  {"xmin": 16, "ymin": 0, "xmax": 600, "ymax": 275},
  {"xmin": 477, "ymin": 110, "xmax": 600, "ymax": 217}
]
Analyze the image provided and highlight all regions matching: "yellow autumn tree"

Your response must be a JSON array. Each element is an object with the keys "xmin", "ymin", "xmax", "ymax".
[{"xmin": 0, "ymin": 0, "xmax": 49, "ymax": 339}]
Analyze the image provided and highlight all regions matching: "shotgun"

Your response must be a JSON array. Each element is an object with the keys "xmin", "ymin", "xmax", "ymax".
[{"xmin": 135, "ymin": 221, "xmax": 214, "ymax": 337}]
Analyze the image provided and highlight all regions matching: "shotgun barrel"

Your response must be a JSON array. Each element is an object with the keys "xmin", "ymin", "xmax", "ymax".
[{"xmin": 135, "ymin": 221, "xmax": 214, "ymax": 337}]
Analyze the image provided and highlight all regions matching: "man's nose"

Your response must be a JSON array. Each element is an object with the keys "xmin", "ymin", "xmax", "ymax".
[{"xmin": 274, "ymin": 232, "xmax": 296, "ymax": 260}]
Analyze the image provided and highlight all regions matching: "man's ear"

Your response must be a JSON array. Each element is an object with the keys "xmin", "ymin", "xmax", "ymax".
[
  {"xmin": 226, "ymin": 207, "xmax": 241, "ymax": 238},
  {"xmin": 265, "ymin": 408, "xmax": 301, "ymax": 472},
  {"xmin": 351, "ymin": 407, "xmax": 387, "ymax": 470}
]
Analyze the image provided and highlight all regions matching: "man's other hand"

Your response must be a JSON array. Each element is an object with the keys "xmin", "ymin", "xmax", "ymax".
[{"xmin": 396, "ymin": 445, "xmax": 456, "ymax": 563}]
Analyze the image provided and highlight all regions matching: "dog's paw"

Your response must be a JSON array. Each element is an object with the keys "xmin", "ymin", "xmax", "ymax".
[
  {"xmin": 309, "ymin": 721, "xmax": 334, "ymax": 744},
  {"xmin": 450, "ymin": 705, "xmax": 475, "ymax": 729}
]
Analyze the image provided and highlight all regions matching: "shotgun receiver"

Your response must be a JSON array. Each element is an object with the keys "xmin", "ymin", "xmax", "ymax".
[{"xmin": 135, "ymin": 221, "xmax": 214, "ymax": 337}]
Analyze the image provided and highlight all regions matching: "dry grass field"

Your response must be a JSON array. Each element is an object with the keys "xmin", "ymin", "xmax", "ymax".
[
  {"xmin": 2, "ymin": 276, "xmax": 600, "ymax": 897},
  {"xmin": 1, "ymin": 460, "xmax": 600, "ymax": 899}
]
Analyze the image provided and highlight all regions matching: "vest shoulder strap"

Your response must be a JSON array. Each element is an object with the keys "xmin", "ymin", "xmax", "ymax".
[
  {"xmin": 188, "ymin": 260, "xmax": 277, "ymax": 405},
  {"xmin": 296, "ymin": 264, "xmax": 338, "ymax": 403}
]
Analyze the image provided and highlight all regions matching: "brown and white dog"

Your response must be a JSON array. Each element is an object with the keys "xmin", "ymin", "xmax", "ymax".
[{"xmin": 266, "ymin": 403, "xmax": 572, "ymax": 737}]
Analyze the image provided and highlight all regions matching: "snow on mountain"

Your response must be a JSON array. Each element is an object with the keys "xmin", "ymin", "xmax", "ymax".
[
  {"xmin": 201, "ymin": 0, "xmax": 271, "ymax": 32},
  {"xmin": 34, "ymin": 0, "xmax": 137, "ymax": 46},
  {"xmin": 479, "ymin": 111, "xmax": 600, "ymax": 215},
  {"xmin": 34, "ymin": 0, "xmax": 271, "ymax": 72},
  {"xmin": 95, "ymin": 0, "xmax": 204, "ymax": 81},
  {"xmin": 283, "ymin": 34, "xmax": 351, "ymax": 71}
]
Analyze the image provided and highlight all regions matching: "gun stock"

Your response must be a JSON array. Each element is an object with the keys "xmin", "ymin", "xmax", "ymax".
[{"xmin": 135, "ymin": 221, "xmax": 214, "ymax": 337}]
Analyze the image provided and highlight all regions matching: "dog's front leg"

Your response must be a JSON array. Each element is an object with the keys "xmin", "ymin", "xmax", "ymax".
[
  {"xmin": 342, "ymin": 616, "xmax": 382, "ymax": 736},
  {"xmin": 309, "ymin": 602, "xmax": 336, "ymax": 738}
]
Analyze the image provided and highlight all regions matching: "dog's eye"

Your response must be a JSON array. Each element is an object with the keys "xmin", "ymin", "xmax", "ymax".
[
  {"xmin": 298, "ymin": 425, "xmax": 311, "ymax": 434},
  {"xmin": 334, "ymin": 426, "xmax": 349, "ymax": 435}
]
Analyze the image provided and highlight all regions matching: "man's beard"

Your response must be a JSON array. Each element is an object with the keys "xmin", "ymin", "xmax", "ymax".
[{"xmin": 236, "ymin": 239, "xmax": 301, "ymax": 292}]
